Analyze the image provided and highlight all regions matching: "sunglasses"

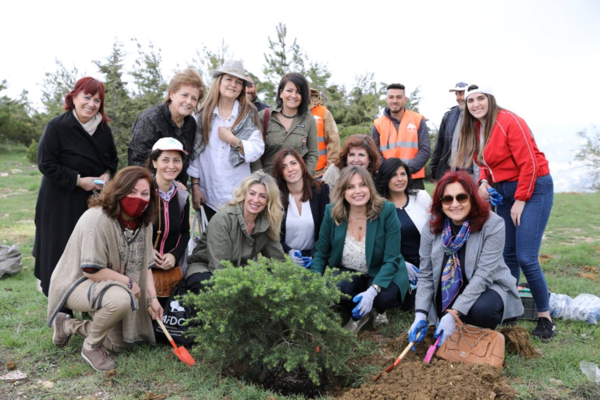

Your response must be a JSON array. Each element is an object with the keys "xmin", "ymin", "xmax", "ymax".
[{"xmin": 441, "ymin": 193, "xmax": 470, "ymax": 205}]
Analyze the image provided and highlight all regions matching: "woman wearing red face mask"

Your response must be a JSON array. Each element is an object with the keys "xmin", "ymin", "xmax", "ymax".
[{"xmin": 47, "ymin": 167, "xmax": 162, "ymax": 372}]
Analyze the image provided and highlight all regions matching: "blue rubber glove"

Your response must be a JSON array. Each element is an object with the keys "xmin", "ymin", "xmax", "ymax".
[
  {"xmin": 434, "ymin": 313, "xmax": 457, "ymax": 346},
  {"xmin": 289, "ymin": 250, "xmax": 305, "ymax": 267},
  {"xmin": 408, "ymin": 312, "xmax": 427, "ymax": 351},
  {"xmin": 487, "ymin": 188, "xmax": 504, "ymax": 206},
  {"xmin": 406, "ymin": 261, "xmax": 419, "ymax": 289},
  {"xmin": 302, "ymin": 256, "xmax": 312, "ymax": 269},
  {"xmin": 352, "ymin": 286, "xmax": 378, "ymax": 319}
]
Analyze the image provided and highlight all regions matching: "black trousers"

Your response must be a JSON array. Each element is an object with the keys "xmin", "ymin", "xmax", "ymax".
[
  {"xmin": 459, "ymin": 288, "xmax": 504, "ymax": 329},
  {"xmin": 186, "ymin": 272, "xmax": 213, "ymax": 294},
  {"xmin": 335, "ymin": 267, "xmax": 400, "ymax": 319}
]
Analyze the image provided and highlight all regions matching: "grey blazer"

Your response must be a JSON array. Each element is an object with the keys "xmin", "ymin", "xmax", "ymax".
[{"xmin": 415, "ymin": 212, "xmax": 524, "ymax": 322}]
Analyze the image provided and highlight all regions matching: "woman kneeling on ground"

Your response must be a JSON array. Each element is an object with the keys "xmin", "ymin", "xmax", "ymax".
[
  {"xmin": 408, "ymin": 171, "xmax": 523, "ymax": 347},
  {"xmin": 272, "ymin": 148, "xmax": 330, "ymax": 268},
  {"xmin": 48, "ymin": 167, "xmax": 162, "ymax": 372},
  {"xmin": 185, "ymin": 171, "xmax": 286, "ymax": 293},
  {"xmin": 311, "ymin": 166, "xmax": 409, "ymax": 334}
]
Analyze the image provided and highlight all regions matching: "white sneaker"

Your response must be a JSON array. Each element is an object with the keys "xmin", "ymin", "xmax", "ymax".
[
  {"xmin": 372, "ymin": 311, "xmax": 389, "ymax": 329},
  {"xmin": 343, "ymin": 314, "xmax": 371, "ymax": 334}
]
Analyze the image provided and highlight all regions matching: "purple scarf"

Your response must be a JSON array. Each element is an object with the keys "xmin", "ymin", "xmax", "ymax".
[{"xmin": 441, "ymin": 218, "xmax": 471, "ymax": 311}]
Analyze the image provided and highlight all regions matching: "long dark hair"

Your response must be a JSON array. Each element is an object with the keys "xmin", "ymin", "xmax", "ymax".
[
  {"xmin": 271, "ymin": 148, "xmax": 323, "ymax": 210},
  {"xmin": 429, "ymin": 170, "xmax": 490, "ymax": 235},
  {"xmin": 88, "ymin": 166, "xmax": 158, "ymax": 226},
  {"xmin": 376, "ymin": 158, "xmax": 418, "ymax": 199}
]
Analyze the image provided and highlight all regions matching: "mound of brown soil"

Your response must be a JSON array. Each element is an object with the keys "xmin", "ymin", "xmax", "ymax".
[
  {"xmin": 501, "ymin": 326, "xmax": 541, "ymax": 359},
  {"xmin": 337, "ymin": 359, "xmax": 516, "ymax": 400}
]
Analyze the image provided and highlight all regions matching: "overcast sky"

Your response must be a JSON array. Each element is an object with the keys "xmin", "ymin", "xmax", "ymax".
[{"xmin": 2, "ymin": 0, "xmax": 599, "ymax": 190}]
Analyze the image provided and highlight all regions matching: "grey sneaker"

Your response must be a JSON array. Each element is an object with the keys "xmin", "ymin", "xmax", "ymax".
[
  {"xmin": 372, "ymin": 311, "xmax": 389, "ymax": 329},
  {"xmin": 343, "ymin": 314, "xmax": 371, "ymax": 334},
  {"xmin": 52, "ymin": 312, "xmax": 72, "ymax": 348},
  {"xmin": 81, "ymin": 341, "xmax": 115, "ymax": 372}
]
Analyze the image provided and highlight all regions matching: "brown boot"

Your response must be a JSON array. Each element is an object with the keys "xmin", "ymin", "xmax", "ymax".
[
  {"xmin": 81, "ymin": 340, "xmax": 115, "ymax": 372},
  {"xmin": 52, "ymin": 312, "xmax": 72, "ymax": 348}
]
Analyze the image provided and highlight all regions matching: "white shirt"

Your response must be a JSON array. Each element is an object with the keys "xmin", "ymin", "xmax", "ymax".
[
  {"xmin": 284, "ymin": 194, "xmax": 315, "ymax": 251},
  {"xmin": 341, "ymin": 234, "xmax": 368, "ymax": 274},
  {"xmin": 187, "ymin": 101, "xmax": 264, "ymax": 211}
]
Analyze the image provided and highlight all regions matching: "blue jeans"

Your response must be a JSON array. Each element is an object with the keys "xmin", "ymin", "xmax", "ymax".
[{"xmin": 496, "ymin": 174, "xmax": 553, "ymax": 312}]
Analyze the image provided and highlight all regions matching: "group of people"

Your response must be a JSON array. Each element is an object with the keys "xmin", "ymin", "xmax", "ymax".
[{"xmin": 34, "ymin": 61, "xmax": 554, "ymax": 373}]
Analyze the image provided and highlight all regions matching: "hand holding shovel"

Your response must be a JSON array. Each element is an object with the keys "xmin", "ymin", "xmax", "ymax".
[{"xmin": 150, "ymin": 309, "xmax": 195, "ymax": 367}]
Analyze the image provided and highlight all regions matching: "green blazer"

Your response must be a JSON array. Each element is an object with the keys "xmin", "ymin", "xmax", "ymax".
[{"xmin": 311, "ymin": 201, "xmax": 409, "ymax": 300}]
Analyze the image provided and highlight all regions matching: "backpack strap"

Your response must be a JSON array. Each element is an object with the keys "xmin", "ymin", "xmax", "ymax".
[{"xmin": 261, "ymin": 108, "xmax": 270, "ymax": 164}]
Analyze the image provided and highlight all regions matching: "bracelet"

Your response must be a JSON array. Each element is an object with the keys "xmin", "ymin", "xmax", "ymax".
[
  {"xmin": 191, "ymin": 183, "xmax": 199, "ymax": 186},
  {"xmin": 128, "ymin": 277, "xmax": 133, "ymax": 289},
  {"xmin": 479, "ymin": 179, "xmax": 489, "ymax": 186},
  {"xmin": 147, "ymin": 295, "xmax": 158, "ymax": 303}
]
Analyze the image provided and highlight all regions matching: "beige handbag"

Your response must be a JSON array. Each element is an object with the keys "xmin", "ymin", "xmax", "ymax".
[{"xmin": 436, "ymin": 310, "xmax": 505, "ymax": 371}]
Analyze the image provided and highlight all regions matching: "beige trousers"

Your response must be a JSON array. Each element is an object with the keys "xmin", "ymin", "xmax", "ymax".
[{"xmin": 64, "ymin": 280, "xmax": 132, "ymax": 352}]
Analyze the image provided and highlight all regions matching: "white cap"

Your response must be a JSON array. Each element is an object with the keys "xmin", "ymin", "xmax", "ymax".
[
  {"xmin": 152, "ymin": 137, "xmax": 188, "ymax": 154},
  {"xmin": 466, "ymin": 85, "xmax": 494, "ymax": 100},
  {"xmin": 449, "ymin": 82, "xmax": 469, "ymax": 92}
]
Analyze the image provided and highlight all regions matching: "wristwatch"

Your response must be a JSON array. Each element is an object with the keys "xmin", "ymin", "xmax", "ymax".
[
  {"xmin": 234, "ymin": 139, "xmax": 242, "ymax": 150},
  {"xmin": 371, "ymin": 284, "xmax": 382, "ymax": 294}
]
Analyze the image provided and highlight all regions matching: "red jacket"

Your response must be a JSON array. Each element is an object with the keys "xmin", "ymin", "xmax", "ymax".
[{"xmin": 477, "ymin": 110, "xmax": 550, "ymax": 201}]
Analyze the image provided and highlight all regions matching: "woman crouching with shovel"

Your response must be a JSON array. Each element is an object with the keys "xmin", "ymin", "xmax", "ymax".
[
  {"xmin": 47, "ymin": 166, "xmax": 163, "ymax": 372},
  {"xmin": 408, "ymin": 171, "xmax": 523, "ymax": 348}
]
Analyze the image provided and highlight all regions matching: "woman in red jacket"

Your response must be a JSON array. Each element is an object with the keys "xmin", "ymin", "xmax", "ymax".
[{"xmin": 454, "ymin": 85, "xmax": 555, "ymax": 340}]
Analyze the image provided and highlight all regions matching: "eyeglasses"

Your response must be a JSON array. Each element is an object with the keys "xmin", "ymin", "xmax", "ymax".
[{"xmin": 441, "ymin": 194, "xmax": 470, "ymax": 205}]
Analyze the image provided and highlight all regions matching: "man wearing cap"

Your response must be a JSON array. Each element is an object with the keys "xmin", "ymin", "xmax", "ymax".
[
  {"xmin": 245, "ymin": 75, "xmax": 269, "ymax": 112},
  {"xmin": 430, "ymin": 82, "xmax": 478, "ymax": 181},
  {"xmin": 372, "ymin": 83, "xmax": 430, "ymax": 189},
  {"xmin": 309, "ymin": 88, "xmax": 340, "ymax": 178}
]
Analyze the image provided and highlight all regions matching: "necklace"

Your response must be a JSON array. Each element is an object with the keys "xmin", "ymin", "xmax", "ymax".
[
  {"xmin": 349, "ymin": 215, "xmax": 367, "ymax": 231},
  {"xmin": 280, "ymin": 111, "xmax": 297, "ymax": 119}
]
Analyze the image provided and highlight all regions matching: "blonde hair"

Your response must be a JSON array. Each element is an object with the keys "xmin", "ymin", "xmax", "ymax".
[
  {"xmin": 198, "ymin": 73, "xmax": 260, "ymax": 147},
  {"xmin": 454, "ymin": 90, "xmax": 501, "ymax": 168},
  {"xmin": 163, "ymin": 69, "xmax": 206, "ymax": 113},
  {"xmin": 227, "ymin": 171, "xmax": 283, "ymax": 241},
  {"xmin": 331, "ymin": 166, "xmax": 385, "ymax": 225}
]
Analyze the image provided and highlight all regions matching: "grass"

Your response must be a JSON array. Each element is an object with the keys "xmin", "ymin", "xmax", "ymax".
[{"xmin": 1, "ymin": 142, "xmax": 600, "ymax": 399}]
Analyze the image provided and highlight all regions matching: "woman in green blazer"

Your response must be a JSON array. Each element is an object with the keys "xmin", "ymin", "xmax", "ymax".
[{"xmin": 311, "ymin": 166, "xmax": 409, "ymax": 333}]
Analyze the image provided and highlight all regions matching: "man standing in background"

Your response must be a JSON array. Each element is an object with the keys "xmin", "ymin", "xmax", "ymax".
[
  {"xmin": 372, "ymin": 83, "xmax": 430, "ymax": 189},
  {"xmin": 430, "ymin": 82, "xmax": 478, "ymax": 181},
  {"xmin": 245, "ymin": 75, "xmax": 269, "ymax": 112},
  {"xmin": 309, "ymin": 88, "xmax": 340, "ymax": 178}
]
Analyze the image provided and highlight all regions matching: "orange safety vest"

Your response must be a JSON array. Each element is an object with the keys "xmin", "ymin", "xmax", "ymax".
[
  {"xmin": 311, "ymin": 105, "xmax": 328, "ymax": 171},
  {"xmin": 374, "ymin": 109, "xmax": 425, "ymax": 179}
]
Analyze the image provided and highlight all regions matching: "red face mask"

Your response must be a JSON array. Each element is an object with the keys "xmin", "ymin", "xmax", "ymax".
[{"xmin": 119, "ymin": 196, "xmax": 150, "ymax": 218}]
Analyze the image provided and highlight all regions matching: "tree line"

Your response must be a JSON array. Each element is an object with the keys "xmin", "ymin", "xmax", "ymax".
[{"xmin": 1, "ymin": 23, "xmax": 427, "ymax": 168}]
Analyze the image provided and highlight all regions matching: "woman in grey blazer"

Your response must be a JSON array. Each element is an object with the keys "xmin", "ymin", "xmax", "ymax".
[{"xmin": 408, "ymin": 171, "xmax": 523, "ymax": 346}]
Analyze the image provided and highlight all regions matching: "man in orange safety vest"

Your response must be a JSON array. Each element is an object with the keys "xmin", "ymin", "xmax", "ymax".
[
  {"xmin": 309, "ymin": 88, "xmax": 340, "ymax": 178},
  {"xmin": 371, "ymin": 83, "xmax": 430, "ymax": 189}
]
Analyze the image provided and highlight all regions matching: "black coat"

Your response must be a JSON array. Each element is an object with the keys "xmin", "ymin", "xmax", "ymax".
[
  {"xmin": 128, "ymin": 104, "xmax": 196, "ymax": 185},
  {"xmin": 33, "ymin": 111, "xmax": 118, "ymax": 296},
  {"xmin": 280, "ymin": 184, "xmax": 330, "ymax": 256},
  {"xmin": 430, "ymin": 106, "xmax": 461, "ymax": 181}
]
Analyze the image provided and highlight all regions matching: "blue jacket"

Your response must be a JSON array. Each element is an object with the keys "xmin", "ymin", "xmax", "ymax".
[{"xmin": 310, "ymin": 201, "xmax": 409, "ymax": 300}]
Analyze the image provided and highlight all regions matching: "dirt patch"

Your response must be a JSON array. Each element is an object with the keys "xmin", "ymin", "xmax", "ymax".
[
  {"xmin": 501, "ymin": 326, "xmax": 541, "ymax": 359},
  {"xmin": 337, "ymin": 359, "xmax": 516, "ymax": 400}
]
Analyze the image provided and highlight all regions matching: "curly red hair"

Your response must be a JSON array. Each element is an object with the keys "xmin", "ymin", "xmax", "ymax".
[
  {"xmin": 335, "ymin": 134, "xmax": 380, "ymax": 175},
  {"xmin": 429, "ymin": 170, "xmax": 490, "ymax": 234}
]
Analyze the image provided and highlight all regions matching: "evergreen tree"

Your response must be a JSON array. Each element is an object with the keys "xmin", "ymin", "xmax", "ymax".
[
  {"xmin": 130, "ymin": 39, "xmax": 168, "ymax": 110},
  {"xmin": 39, "ymin": 59, "xmax": 79, "ymax": 119},
  {"xmin": 94, "ymin": 40, "xmax": 136, "ymax": 169},
  {"xmin": 189, "ymin": 39, "xmax": 233, "ymax": 88},
  {"xmin": 0, "ymin": 81, "xmax": 39, "ymax": 146}
]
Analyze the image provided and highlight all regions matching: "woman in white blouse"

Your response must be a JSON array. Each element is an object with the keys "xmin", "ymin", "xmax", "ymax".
[
  {"xmin": 310, "ymin": 166, "xmax": 409, "ymax": 334},
  {"xmin": 188, "ymin": 60, "xmax": 264, "ymax": 220},
  {"xmin": 272, "ymin": 148, "xmax": 329, "ymax": 267}
]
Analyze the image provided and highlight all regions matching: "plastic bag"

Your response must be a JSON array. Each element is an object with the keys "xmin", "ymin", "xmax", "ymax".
[
  {"xmin": 0, "ymin": 245, "xmax": 22, "ymax": 279},
  {"xmin": 580, "ymin": 361, "xmax": 600, "ymax": 383},
  {"xmin": 549, "ymin": 293, "xmax": 600, "ymax": 324}
]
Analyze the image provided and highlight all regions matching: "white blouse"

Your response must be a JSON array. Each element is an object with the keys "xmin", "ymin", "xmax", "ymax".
[
  {"xmin": 284, "ymin": 194, "xmax": 315, "ymax": 251},
  {"xmin": 341, "ymin": 234, "xmax": 368, "ymax": 274}
]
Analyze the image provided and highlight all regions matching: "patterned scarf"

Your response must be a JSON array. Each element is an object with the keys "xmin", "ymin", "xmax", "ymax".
[{"xmin": 441, "ymin": 218, "xmax": 471, "ymax": 311}]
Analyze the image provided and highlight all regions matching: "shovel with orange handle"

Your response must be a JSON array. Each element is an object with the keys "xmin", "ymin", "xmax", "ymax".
[
  {"xmin": 151, "ymin": 309, "xmax": 196, "ymax": 367},
  {"xmin": 373, "ymin": 331, "xmax": 421, "ymax": 382}
]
